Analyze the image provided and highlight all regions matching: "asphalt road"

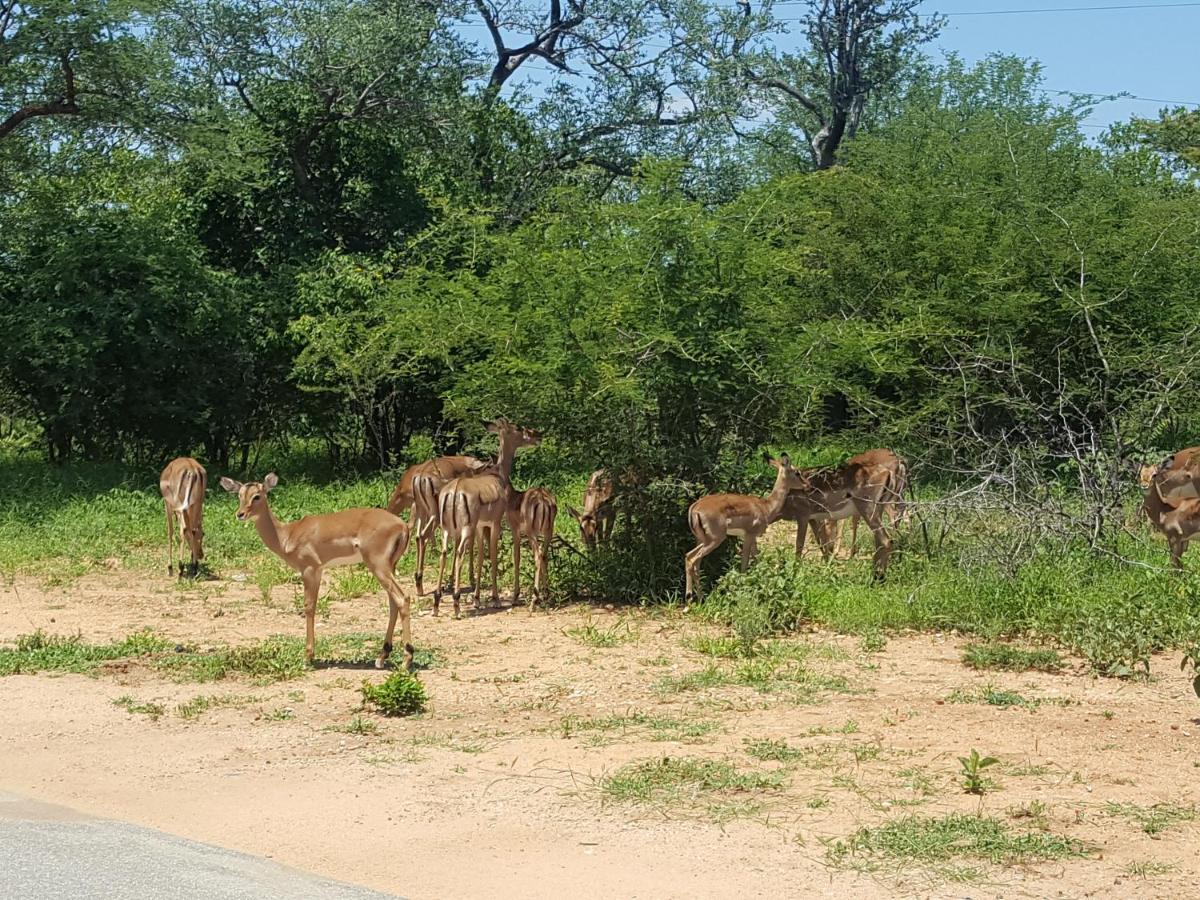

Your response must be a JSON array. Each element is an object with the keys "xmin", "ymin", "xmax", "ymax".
[{"xmin": 0, "ymin": 792, "xmax": 401, "ymax": 900}]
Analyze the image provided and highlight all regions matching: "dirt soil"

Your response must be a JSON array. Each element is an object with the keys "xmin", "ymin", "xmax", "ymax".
[{"xmin": 2, "ymin": 563, "xmax": 1199, "ymax": 900}]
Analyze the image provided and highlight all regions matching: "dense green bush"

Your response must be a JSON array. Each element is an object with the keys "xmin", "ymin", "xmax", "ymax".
[{"xmin": 361, "ymin": 671, "xmax": 427, "ymax": 717}]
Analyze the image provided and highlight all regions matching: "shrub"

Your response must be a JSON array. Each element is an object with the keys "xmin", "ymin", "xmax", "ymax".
[{"xmin": 361, "ymin": 671, "xmax": 427, "ymax": 717}]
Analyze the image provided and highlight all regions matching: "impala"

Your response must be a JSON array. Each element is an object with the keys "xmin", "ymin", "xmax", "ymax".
[
  {"xmin": 387, "ymin": 455, "xmax": 487, "ymax": 597},
  {"xmin": 1143, "ymin": 446, "xmax": 1200, "ymax": 500},
  {"xmin": 220, "ymin": 474, "xmax": 414, "ymax": 670},
  {"xmin": 513, "ymin": 486, "xmax": 557, "ymax": 612},
  {"xmin": 781, "ymin": 449, "xmax": 908, "ymax": 581},
  {"xmin": 684, "ymin": 454, "xmax": 805, "ymax": 600},
  {"xmin": 568, "ymin": 469, "xmax": 614, "ymax": 551},
  {"xmin": 1143, "ymin": 470, "xmax": 1200, "ymax": 568},
  {"xmin": 435, "ymin": 418, "xmax": 541, "ymax": 617},
  {"xmin": 813, "ymin": 454, "xmax": 908, "ymax": 559},
  {"xmin": 160, "ymin": 457, "xmax": 207, "ymax": 577}
]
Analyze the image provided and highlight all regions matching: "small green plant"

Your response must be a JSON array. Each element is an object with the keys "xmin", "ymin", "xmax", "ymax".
[
  {"xmin": 600, "ymin": 756, "xmax": 785, "ymax": 811},
  {"xmin": 174, "ymin": 694, "xmax": 260, "ymax": 720},
  {"xmin": 558, "ymin": 712, "xmax": 717, "ymax": 745},
  {"xmin": 325, "ymin": 715, "xmax": 380, "ymax": 735},
  {"xmin": 1125, "ymin": 860, "xmax": 1177, "ymax": 878},
  {"xmin": 361, "ymin": 671, "xmax": 427, "ymax": 717},
  {"xmin": 958, "ymin": 749, "xmax": 1000, "ymax": 795},
  {"xmin": 859, "ymin": 630, "xmax": 887, "ymax": 654},
  {"xmin": 565, "ymin": 619, "xmax": 634, "ymax": 648},
  {"xmin": 263, "ymin": 706, "xmax": 294, "ymax": 721},
  {"xmin": 744, "ymin": 738, "xmax": 805, "ymax": 762},
  {"xmin": 1, "ymin": 630, "xmax": 170, "ymax": 676},
  {"xmin": 962, "ymin": 643, "xmax": 1063, "ymax": 673},
  {"xmin": 113, "ymin": 695, "xmax": 166, "ymax": 721}
]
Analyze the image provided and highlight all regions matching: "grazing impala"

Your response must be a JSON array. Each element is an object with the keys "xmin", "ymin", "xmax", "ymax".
[
  {"xmin": 220, "ymin": 474, "xmax": 414, "ymax": 671},
  {"xmin": 160, "ymin": 457, "xmax": 207, "ymax": 577},
  {"xmin": 435, "ymin": 418, "xmax": 541, "ymax": 617},
  {"xmin": 387, "ymin": 455, "xmax": 487, "ymax": 597},
  {"xmin": 513, "ymin": 486, "xmax": 557, "ymax": 612},
  {"xmin": 781, "ymin": 449, "xmax": 908, "ymax": 581},
  {"xmin": 684, "ymin": 455, "xmax": 805, "ymax": 600},
  {"xmin": 1143, "ymin": 470, "xmax": 1200, "ymax": 568},
  {"xmin": 568, "ymin": 469, "xmax": 615, "ymax": 551},
  {"xmin": 811, "ymin": 453, "xmax": 908, "ymax": 559}
]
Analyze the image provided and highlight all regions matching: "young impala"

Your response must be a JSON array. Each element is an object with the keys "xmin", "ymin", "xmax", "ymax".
[
  {"xmin": 220, "ymin": 474, "xmax": 414, "ymax": 671},
  {"xmin": 684, "ymin": 455, "xmax": 805, "ymax": 600},
  {"xmin": 568, "ymin": 469, "xmax": 614, "ymax": 551},
  {"xmin": 160, "ymin": 457, "xmax": 207, "ymax": 577},
  {"xmin": 513, "ymin": 485, "xmax": 557, "ymax": 612}
]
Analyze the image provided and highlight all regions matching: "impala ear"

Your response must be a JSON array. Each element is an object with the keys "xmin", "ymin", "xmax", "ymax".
[
  {"xmin": 780, "ymin": 453, "xmax": 791, "ymax": 467},
  {"xmin": 762, "ymin": 450, "xmax": 772, "ymax": 464},
  {"xmin": 567, "ymin": 506, "xmax": 582, "ymax": 522},
  {"xmin": 485, "ymin": 418, "xmax": 503, "ymax": 434},
  {"xmin": 263, "ymin": 473, "xmax": 279, "ymax": 492},
  {"xmin": 219, "ymin": 476, "xmax": 242, "ymax": 493}
]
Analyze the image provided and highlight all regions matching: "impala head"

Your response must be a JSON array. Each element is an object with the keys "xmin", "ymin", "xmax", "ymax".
[
  {"xmin": 1153, "ymin": 463, "xmax": 1200, "ymax": 502},
  {"xmin": 765, "ymin": 453, "xmax": 805, "ymax": 491},
  {"xmin": 1138, "ymin": 463, "xmax": 1160, "ymax": 489},
  {"xmin": 219, "ymin": 473, "xmax": 279, "ymax": 520},
  {"xmin": 568, "ymin": 506, "xmax": 601, "ymax": 551},
  {"xmin": 486, "ymin": 416, "xmax": 542, "ymax": 451}
]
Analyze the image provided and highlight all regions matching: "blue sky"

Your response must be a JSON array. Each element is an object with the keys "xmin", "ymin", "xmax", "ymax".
[
  {"xmin": 466, "ymin": 1, "xmax": 1200, "ymax": 132},
  {"xmin": 915, "ymin": 0, "xmax": 1200, "ymax": 130}
]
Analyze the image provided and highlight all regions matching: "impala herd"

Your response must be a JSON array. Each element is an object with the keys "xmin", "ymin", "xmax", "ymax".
[{"xmin": 156, "ymin": 419, "xmax": 1200, "ymax": 672}]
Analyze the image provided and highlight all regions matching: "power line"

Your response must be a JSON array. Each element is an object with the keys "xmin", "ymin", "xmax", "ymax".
[
  {"xmin": 755, "ymin": 0, "xmax": 1200, "ymax": 12},
  {"xmin": 1050, "ymin": 89, "xmax": 1200, "ymax": 107}
]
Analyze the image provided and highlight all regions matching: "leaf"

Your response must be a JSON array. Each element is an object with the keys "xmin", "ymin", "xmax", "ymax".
[{"xmin": 1192, "ymin": 674, "xmax": 1200, "ymax": 699}]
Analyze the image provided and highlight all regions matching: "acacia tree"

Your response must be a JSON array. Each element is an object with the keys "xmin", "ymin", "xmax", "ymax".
[
  {"xmin": 0, "ymin": 0, "xmax": 163, "ymax": 144},
  {"xmin": 696, "ymin": 0, "xmax": 942, "ymax": 169}
]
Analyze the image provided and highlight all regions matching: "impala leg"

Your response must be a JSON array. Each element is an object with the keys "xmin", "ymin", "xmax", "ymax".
[
  {"xmin": 684, "ymin": 540, "xmax": 717, "ymax": 601},
  {"xmin": 453, "ymin": 528, "xmax": 472, "ymax": 618},
  {"xmin": 1170, "ymin": 536, "xmax": 1186, "ymax": 570},
  {"xmin": 794, "ymin": 517, "xmax": 809, "ymax": 558},
  {"xmin": 739, "ymin": 536, "xmax": 754, "ymax": 572},
  {"xmin": 511, "ymin": 521, "xmax": 522, "ymax": 607},
  {"xmin": 165, "ymin": 502, "xmax": 174, "ymax": 576},
  {"xmin": 376, "ymin": 573, "xmax": 413, "ymax": 672},
  {"xmin": 488, "ymin": 522, "xmax": 501, "ymax": 607},
  {"xmin": 866, "ymin": 511, "xmax": 892, "ymax": 582},
  {"xmin": 434, "ymin": 527, "xmax": 451, "ymax": 617},
  {"xmin": 301, "ymin": 567, "xmax": 322, "ymax": 665},
  {"xmin": 847, "ymin": 516, "xmax": 860, "ymax": 559},
  {"xmin": 413, "ymin": 517, "xmax": 427, "ymax": 597}
]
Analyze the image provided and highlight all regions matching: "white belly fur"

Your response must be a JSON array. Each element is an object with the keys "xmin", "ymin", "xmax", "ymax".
[{"xmin": 324, "ymin": 550, "xmax": 364, "ymax": 568}]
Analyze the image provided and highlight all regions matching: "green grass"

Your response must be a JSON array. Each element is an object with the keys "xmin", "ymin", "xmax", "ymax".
[
  {"xmin": 564, "ymin": 619, "xmax": 635, "ymax": 648},
  {"xmin": 559, "ymin": 712, "xmax": 718, "ymax": 745},
  {"xmin": 0, "ymin": 630, "xmax": 170, "ymax": 676},
  {"xmin": 744, "ymin": 738, "xmax": 806, "ymax": 762},
  {"xmin": 656, "ymin": 654, "xmax": 851, "ymax": 700},
  {"xmin": 1105, "ymin": 802, "xmax": 1197, "ymax": 836},
  {"xmin": 962, "ymin": 643, "xmax": 1064, "ymax": 673},
  {"xmin": 947, "ymin": 683, "xmax": 1071, "ymax": 711},
  {"xmin": 1125, "ymin": 861, "xmax": 1178, "ymax": 878},
  {"xmin": 601, "ymin": 757, "xmax": 786, "ymax": 810},
  {"xmin": 174, "ymin": 693, "xmax": 261, "ymax": 719},
  {"xmin": 827, "ymin": 813, "xmax": 1090, "ymax": 879},
  {"xmin": 324, "ymin": 715, "xmax": 380, "ymax": 735},
  {"xmin": 361, "ymin": 671, "xmax": 427, "ymax": 716}
]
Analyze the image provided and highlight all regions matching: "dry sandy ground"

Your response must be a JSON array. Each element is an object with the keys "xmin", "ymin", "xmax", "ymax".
[{"xmin": 2, "ymin": 566, "xmax": 1199, "ymax": 900}]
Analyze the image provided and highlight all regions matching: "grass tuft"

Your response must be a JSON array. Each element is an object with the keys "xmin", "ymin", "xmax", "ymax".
[
  {"xmin": 601, "ymin": 756, "xmax": 785, "ymax": 811},
  {"xmin": 1, "ymin": 630, "xmax": 170, "ymax": 676},
  {"xmin": 559, "ymin": 712, "xmax": 717, "ymax": 745},
  {"xmin": 962, "ymin": 643, "xmax": 1063, "ymax": 673},
  {"xmin": 1105, "ymin": 802, "xmax": 1196, "ymax": 836},
  {"xmin": 361, "ymin": 671, "xmax": 427, "ymax": 717}
]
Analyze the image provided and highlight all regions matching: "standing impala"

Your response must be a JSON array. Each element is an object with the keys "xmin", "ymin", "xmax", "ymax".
[
  {"xmin": 160, "ymin": 457, "xmax": 207, "ymax": 577},
  {"xmin": 684, "ymin": 455, "xmax": 805, "ymax": 600},
  {"xmin": 781, "ymin": 449, "xmax": 907, "ymax": 581},
  {"xmin": 387, "ymin": 455, "xmax": 487, "ymax": 597},
  {"xmin": 434, "ymin": 418, "xmax": 541, "ymax": 617},
  {"xmin": 220, "ymin": 474, "xmax": 414, "ymax": 671},
  {"xmin": 513, "ymin": 486, "xmax": 557, "ymax": 612}
]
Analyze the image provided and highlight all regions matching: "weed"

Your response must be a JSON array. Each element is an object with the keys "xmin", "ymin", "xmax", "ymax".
[
  {"xmin": 292, "ymin": 593, "xmax": 332, "ymax": 620},
  {"xmin": 565, "ymin": 619, "xmax": 634, "ymax": 648},
  {"xmin": 859, "ymin": 630, "xmax": 887, "ymax": 654},
  {"xmin": 601, "ymin": 757, "xmax": 785, "ymax": 812},
  {"xmin": 263, "ymin": 707, "xmax": 294, "ymax": 721},
  {"xmin": 948, "ymin": 683, "xmax": 1069, "ymax": 711},
  {"xmin": 112, "ymin": 695, "xmax": 165, "ymax": 721},
  {"xmin": 1105, "ymin": 802, "xmax": 1197, "ymax": 836},
  {"xmin": 827, "ymin": 813, "xmax": 1089, "ymax": 875},
  {"xmin": 962, "ymin": 643, "xmax": 1063, "ymax": 673},
  {"xmin": 1125, "ymin": 860, "xmax": 1178, "ymax": 878},
  {"xmin": 559, "ymin": 712, "xmax": 717, "ymax": 745},
  {"xmin": 1008, "ymin": 800, "xmax": 1050, "ymax": 830},
  {"xmin": 744, "ymin": 738, "xmax": 805, "ymax": 762},
  {"xmin": 330, "ymin": 568, "xmax": 377, "ymax": 601},
  {"xmin": 174, "ymin": 694, "xmax": 260, "ymax": 720},
  {"xmin": 325, "ymin": 716, "xmax": 380, "ymax": 735},
  {"xmin": 959, "ymin": 749, "xmax": 1000, "ymax": 794},
  {"xmin": 361, "ymin": 671, "xmax": 427, "ymax": 717}
]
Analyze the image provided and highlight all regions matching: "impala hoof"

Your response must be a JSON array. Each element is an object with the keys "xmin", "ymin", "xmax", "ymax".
[{"xmin": 374, "ymin": 658, "xmax": 386, "ymax": 670}]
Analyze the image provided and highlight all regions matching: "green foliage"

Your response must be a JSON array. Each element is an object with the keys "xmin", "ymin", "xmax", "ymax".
[
  {"xmin": 361, "ymin": 671, "xmax": 427, "ymax": 717},
  {"xmin": 962, "ymin": 643, "xmax": 1063, "ymax": 674},
  {"xmin": 958, "ymin": 750, "xmax": 1001, "ymax": 795},
  {"xmin": 1105, "ymin": 802, "xmax": 1197, "ymax": 836},
  {"xmin": 601, "ymin": 757, "xmax": 786, "ymax": 806}
]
